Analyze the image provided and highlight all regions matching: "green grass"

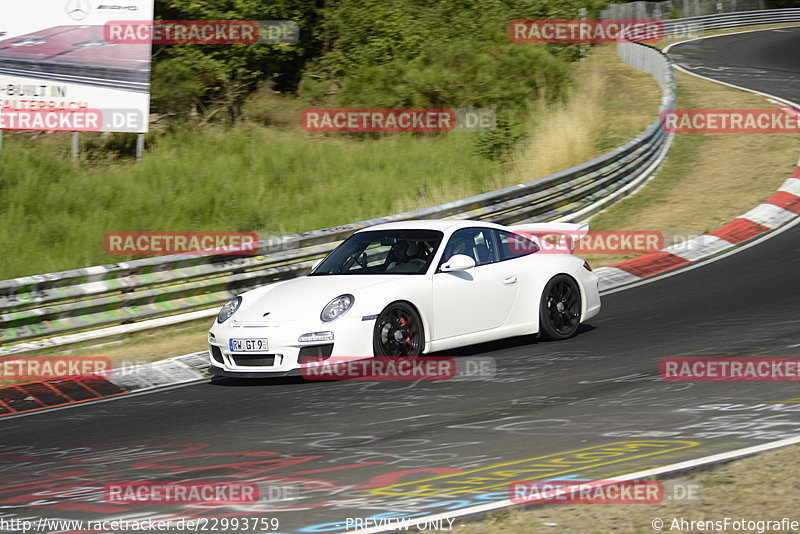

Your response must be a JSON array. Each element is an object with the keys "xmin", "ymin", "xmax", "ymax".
[{"xmin": 0, "ymin": 125, "xmax": 498, "ymax": 278}]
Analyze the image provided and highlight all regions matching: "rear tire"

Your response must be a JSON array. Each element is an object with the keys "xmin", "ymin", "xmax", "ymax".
[{"xmin": 539, "ymin": 275, "xmax": 582, "ymax": 341}]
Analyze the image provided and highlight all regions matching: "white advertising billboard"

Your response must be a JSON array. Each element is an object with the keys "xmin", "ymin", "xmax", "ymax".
[{"xmin": 0, "ymin": 0, "xmax": 154, "ymax": 132}]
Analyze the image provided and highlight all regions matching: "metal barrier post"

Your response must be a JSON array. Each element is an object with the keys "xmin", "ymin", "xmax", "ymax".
[
  {"xmin": 71, "ymin": 132, "xmax": 79, "ymax": 162},
  {"xmin": 136, "ymin": 133, "xmax": 145, "ymax": 163},
  {"xmin": 579, "ymin": 8, "xmax": 587, "ymax": 62}
]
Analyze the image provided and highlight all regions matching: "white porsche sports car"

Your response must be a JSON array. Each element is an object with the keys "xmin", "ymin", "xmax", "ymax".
[{"xmin": 208, "ymin": 219, "xmax": 601, "ymax": 377}]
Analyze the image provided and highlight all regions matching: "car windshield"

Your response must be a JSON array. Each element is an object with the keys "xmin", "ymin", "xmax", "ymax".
[{"xmin": 310, "ymin": 229, "xmax": 444, "ymax": 275}]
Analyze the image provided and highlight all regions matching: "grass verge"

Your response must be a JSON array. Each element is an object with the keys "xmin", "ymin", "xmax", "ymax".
[
  {"xmin": 452, "ymin": 442, "xmax": 800, "ymax": 533},
  {"xmin": 381, "ymin": 44, "xmax": 661, "ymax": 211},
  {"xmin": 0, "ymin": 128, "xmax": 497, "ymax": 278},
  {"xmin": 583, "ymin": 67, "xmax": 798, "ymax": 268}
]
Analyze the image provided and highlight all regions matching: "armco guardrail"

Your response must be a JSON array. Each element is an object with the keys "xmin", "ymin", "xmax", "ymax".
[
  {"xmin": 603, "ymin": 0, "xmax": 772, "ymax": 20},
  {"xmin": 658, "ymin": 8, "xmax": 800, "ymax": 36},
  {"xmin": 1, "ymin": 14, "xmax": 702, "ymax": 356}
]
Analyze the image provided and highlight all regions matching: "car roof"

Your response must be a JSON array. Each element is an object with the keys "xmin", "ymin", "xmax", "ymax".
[{"xmin": 356, "ymin": 219, "xmax": 506, "ymax": 233}]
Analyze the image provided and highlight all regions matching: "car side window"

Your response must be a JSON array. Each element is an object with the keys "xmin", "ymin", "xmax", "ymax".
[
  {"xmin": 442, "ymin": 228, "xmax": 498, "ymax": 267},
  {"xmin": 497, "ymin": 230, "xmax": 539, "ymax": 261}
]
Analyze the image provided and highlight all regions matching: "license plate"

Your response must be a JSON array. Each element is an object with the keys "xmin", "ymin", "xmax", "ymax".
[{"xmin": 229, "ymin": 338, "xmax": 269, "ymax": 352}]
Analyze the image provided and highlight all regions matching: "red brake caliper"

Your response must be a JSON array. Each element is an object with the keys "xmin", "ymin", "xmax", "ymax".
[{"xmin": 399, "ymin": 317, "xmax": 411, "ymax": 344}]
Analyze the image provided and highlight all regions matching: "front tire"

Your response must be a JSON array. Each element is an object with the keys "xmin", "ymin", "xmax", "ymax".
[
  {"xmin": 373, "ymin": 302, "xmax": 424, "ymax": 359},
  {"xmin": 539, "ymin": 275, "xmax": 582, "ymax": 341}
]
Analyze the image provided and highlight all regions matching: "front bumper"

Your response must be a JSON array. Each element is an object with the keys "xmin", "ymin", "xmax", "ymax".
[
  {"xmin": 208, "ymin": 314, "xmax": 375, "ymax": 375},
  {"xmin": 208, "ymin": 364, "xmax": 299, "ymax": 378}
]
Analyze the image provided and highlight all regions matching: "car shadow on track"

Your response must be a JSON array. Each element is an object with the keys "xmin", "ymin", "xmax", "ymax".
[
  {"xmin": 429, "ymin": 323, "xmax": 597, "ymax": 357},
  {"xmin": 208, "ymin": 375, "xmax": 310, "ymax": 387},
  {"xmin": 207, "ymin": 323, "xmax": 597, "ymax": 385}
]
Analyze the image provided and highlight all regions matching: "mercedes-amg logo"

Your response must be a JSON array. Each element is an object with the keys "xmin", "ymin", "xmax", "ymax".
[{"xmin": 65, "ymin": 0, "xmax": 92, "ymax": 20}]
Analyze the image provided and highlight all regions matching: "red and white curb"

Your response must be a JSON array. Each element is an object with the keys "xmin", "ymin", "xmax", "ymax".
[
  {"xmin": 594, "ymin": 166, "xmax": 800, "ymax": 289},
  {"xmin": 0, "ymin": 352, "xmax": 209, "ymax": 418}
]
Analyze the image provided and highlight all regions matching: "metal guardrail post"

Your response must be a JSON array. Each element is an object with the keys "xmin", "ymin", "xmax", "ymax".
[
  {"xmin": 71, "ymin": 132, "xmax": 79, "ymax": 163},
  {"xmin": 136, "ymin": 133, "xmax": 145, "ymax": 163}
]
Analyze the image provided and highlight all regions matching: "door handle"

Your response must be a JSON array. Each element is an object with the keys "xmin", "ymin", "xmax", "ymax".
[{"xmin": 503, "ymin": 275, "xmax": 518, "ymax": 285}]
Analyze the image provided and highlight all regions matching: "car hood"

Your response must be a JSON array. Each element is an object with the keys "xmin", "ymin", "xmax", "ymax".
[{"xmin": 234, "ymin": 274, "xmax": 408, "ymax": 323}]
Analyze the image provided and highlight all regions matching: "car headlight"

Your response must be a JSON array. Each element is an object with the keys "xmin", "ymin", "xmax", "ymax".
[
  {"xmin": 321, "ymin": 294, "xmax": 354, "ymax": 322},
  {"xmin": 217, "ymin": 296, "xmax": 242, "ymax": 324}
]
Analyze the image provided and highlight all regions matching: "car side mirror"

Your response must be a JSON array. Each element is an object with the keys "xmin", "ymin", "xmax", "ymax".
[{"xmin": 440, "ymin": 254, "xmax": 476, "ymax": 272}]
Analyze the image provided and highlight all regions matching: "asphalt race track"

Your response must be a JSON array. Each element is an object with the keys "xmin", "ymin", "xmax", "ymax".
[
  {"xmin": 668, "ymin": 26, "xmax": 800, "ymax": 104},
  {"xmin": 1, "ymin": 29, "xmax": 799, "ymax": 534}
]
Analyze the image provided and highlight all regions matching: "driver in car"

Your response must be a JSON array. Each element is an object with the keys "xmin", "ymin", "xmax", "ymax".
[{"xmin": 386, "ymin": 241, "xmax": 427, "ymax": 273}]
